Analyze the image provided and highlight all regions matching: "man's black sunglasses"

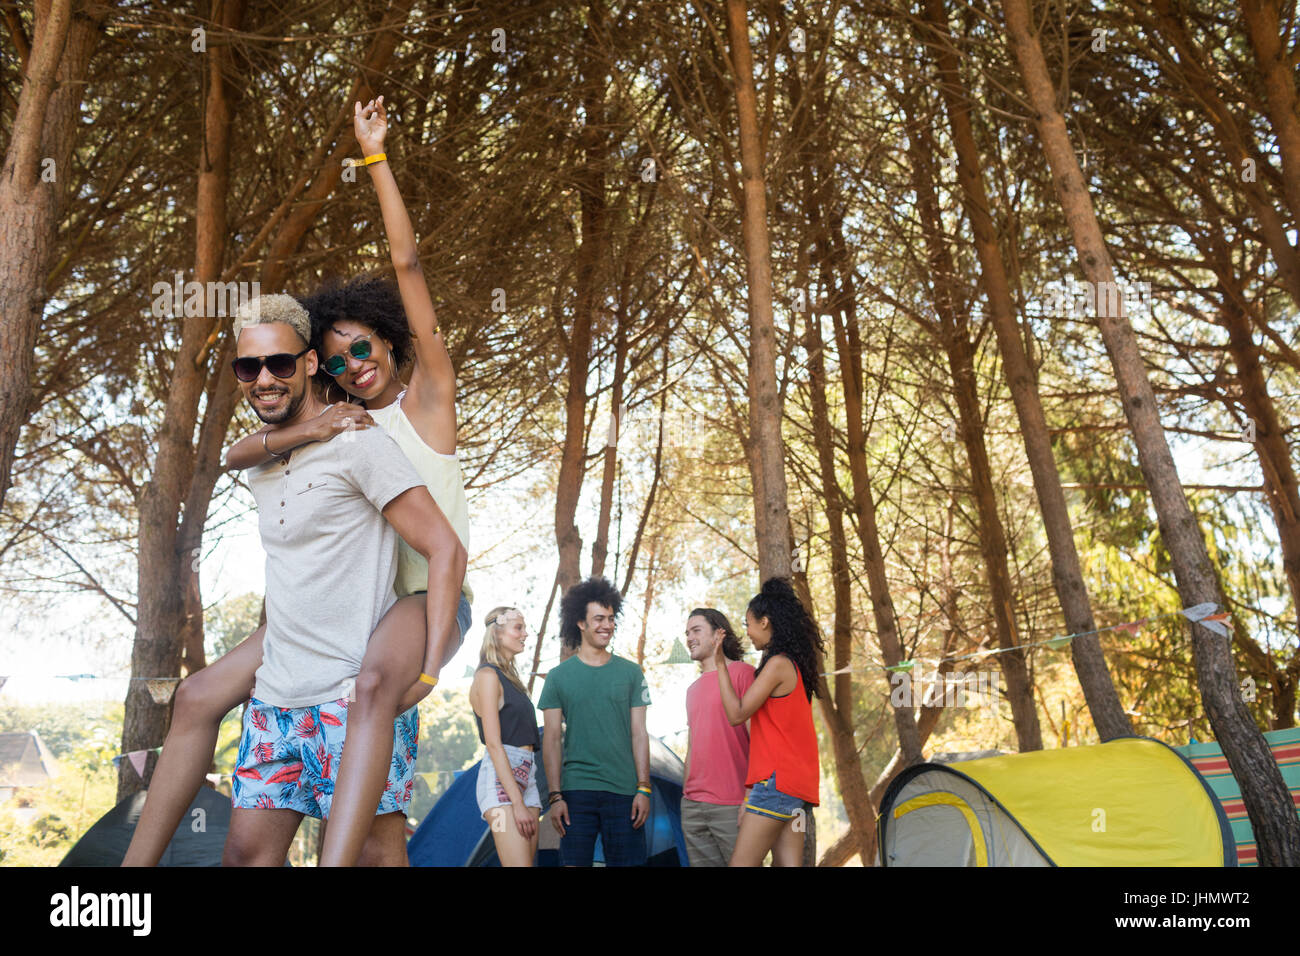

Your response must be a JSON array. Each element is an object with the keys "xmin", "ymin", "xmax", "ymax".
[{"xmin": 232, "ymin": 347, "xmax": 311, "ymax": 383}]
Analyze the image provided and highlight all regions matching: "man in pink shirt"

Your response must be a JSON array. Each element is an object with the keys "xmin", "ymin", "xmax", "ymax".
[{"xmin": 682, "ymin": 607, "xmax": 756, "ymax": 867}]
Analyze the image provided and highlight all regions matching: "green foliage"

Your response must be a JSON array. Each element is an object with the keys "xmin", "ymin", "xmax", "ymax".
[
  {"xmin": 0, "ymin": 704, "xmax": 120, "ymax": 865},
  {"xmin": 205, "ymin": 592, "xmax": 263, "ymax": 659},
  {"xmin": 406, "ymin": 689, "xmax": 482, "ymax": 826}
]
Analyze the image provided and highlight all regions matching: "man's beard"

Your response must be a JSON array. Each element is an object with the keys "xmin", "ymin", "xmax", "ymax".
[{"xmin": 251, "ymin": 380, "xmax": 305, "ymax": 424}]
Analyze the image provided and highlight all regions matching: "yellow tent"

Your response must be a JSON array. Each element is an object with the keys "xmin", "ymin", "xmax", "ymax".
[{"xmin": 877, "ymin": 737, "xmax": 1234, "ymax": 866}]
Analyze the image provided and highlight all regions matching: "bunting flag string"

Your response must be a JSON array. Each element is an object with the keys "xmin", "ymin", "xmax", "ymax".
[
  {"xmin": 110, "ymin": 747, "xmax": 161, "ymax": 776},
  {"xmin": 145, "ymin": 678, "xmax": 180, "ymax": 703},
  {"xmin": 821, "ymin": 603, "xmax": 1233, "ymax": 676}
]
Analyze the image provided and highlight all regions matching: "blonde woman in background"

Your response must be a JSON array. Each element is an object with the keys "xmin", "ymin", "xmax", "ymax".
[{"xmin": 469, "ymin": 607, "xmax": 542, "ymax": 866}]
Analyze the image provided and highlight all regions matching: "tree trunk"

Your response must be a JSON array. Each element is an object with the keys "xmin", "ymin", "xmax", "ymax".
[
  {"xmin": 1239, "ymin": 0, "xmax": 1300, "ymax": 226},
  {"xmin": 634, "ymin": 541, "xmax": 657, "ymax": 669},
  {"xmin": 801, "ymin": 304, "xmax": 877, "ymax": 865},
  {"xmin": 1215, "ymin": 280, "xmax": 1299, "ymax": 728},
  {"xmin": 920, "ymin": 0, "xmax": 1130, "ymax": 741},
  {"xmin": 907, "ymin": 102, "xmax": 1042, "ymax": 752},
  {"xmin": 591, "ymin": 321, "xmax": 627, "ymax": 578},
  {"xmin": 119, "ymin": 0, "xmax": 243, "ymax": 799},
  {"xmin": 0, "ymin": 0, "xmax": 105, "ymax": 511},
  {"xmin": 725, "ymin": 0, "xmax": 792, "ymax": 582},
  {"xmin": 527, "ymin": 571, "xmax": 560, "ymax": 695},
  {"xmin": 554, "ymin": 0, "xmax": 610, "ymax": 595},
  {"xmin": 1002, "ymin": 0, "xmax": 1300, "ymax": 864}
]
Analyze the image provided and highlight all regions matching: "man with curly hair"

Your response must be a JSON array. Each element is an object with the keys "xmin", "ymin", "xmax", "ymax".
[
  {"xmin": 540, "ymin": 576, "xmax": 652, "ymax": 866},
  {"xmin": 681, "ymin": 608, "xmax": 755, "ymax": 866}
]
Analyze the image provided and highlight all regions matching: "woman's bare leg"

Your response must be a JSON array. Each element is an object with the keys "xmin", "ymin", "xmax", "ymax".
[
  {"xmin": 727, "ymin": 812, "xmax": 788, "ymax": 867},
  {"xmin": 122, "ymin": 626, "xmax": 265, "ymax": 866},
  {"xmin": 317, "ymin": 595, "xmax": 427, "ymax": 867},
  {"xmin": 486, "ymin": 806, "xmax": 538, "ymax": 867},
  {"xmin": 769, "ymin": 816, "xmax": 806, "ymax": 867}
]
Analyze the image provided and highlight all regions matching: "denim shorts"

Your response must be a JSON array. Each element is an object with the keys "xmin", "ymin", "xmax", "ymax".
[
  {"xmin": 455, "ymin": 592, "xmax": 472, "ymax": 641},
  {"xmin": 744, "ymin": 773, "xmax": 804, "ymax": 821},
  {"xmin": 475, "ymin": 744, "xmax": 541, "ymax": 816},
  {"xmin": 411, "ymin": 591, "xmax": 472, "ymax": 644}
]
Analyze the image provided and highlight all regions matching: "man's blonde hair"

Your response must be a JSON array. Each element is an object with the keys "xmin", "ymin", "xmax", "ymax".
[{"xmin": 232, "ymin": 294, "xmax": 310, "ymax": 346}]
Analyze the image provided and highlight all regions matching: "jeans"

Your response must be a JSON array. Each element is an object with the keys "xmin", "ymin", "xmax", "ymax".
[{"xmin": 560, "ymin": 789, "xmax": 647, "ymax": 867}]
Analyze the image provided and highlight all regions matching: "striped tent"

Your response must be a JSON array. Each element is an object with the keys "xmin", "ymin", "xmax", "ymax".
[{"xmin": 1175, "ymin": 726, "xmax": 1300, "ymax": 867}]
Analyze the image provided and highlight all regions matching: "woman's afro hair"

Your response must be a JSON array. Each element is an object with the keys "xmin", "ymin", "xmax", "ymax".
[{"xmin": 299, "ymin": 275, "xmax": 412, "ymax": 387}]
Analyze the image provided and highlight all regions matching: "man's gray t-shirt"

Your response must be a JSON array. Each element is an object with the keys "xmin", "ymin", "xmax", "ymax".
[{"xmin": 247, "ymin": 425, "xmax": 424, "ymax": 708}]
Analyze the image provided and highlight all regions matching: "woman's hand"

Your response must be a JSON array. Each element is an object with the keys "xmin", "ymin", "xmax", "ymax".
[
  {"xmin": 713, "ymin": 637, "xmax": 728, "ymax": 671},
  {"xmin": 354, "ymin": 96, "xmax": 388, "ymax": 156},
  {"xmin": 512, "ymin": 799, "xmax": 537, "ymax": 839},
  {"xmin": 309, "ymin": 404, "xmax": 374, "ymax": 442}
]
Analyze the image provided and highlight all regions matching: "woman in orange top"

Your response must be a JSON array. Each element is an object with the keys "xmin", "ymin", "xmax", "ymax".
[{"xmin": 714, "ymin": 577, "xmax": 824, "ymax": 866}]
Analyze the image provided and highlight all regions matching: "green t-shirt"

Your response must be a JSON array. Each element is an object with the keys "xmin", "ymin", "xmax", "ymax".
[{"xmin": 538, "ymin": 653, "xmax": 651, "ymax": 795}]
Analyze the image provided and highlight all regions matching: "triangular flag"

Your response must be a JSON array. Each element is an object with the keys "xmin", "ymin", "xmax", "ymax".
[
  {"xmin": 886, "ymin": 659, "xmax": 914, "ymax": 673},
  {"xmin": 127, "ymin": 750, "xmax": 149, "ymax": 778},
  {"xmin": 462, "ymin": 666, "xmax": 476, "ymax": 679},
  {"xmin": 1044, "ymin": 636, "xmax": 1073, "ymax": 650},
  {"xmin": 1198, "ymin": 613, "xmax": 1231, "ymax": 637},
  {"xmin": 1179, "ymin": 602, "xmax": 1218, "ymax": 623},
  {"xmin": 1116, "ymin": 620, "xmax": 1143, "ymax": 637},
  {"xmin": 146, "ymin": 678, "xmax": 179, "ymax": 704},
  {"xmin": 664, "ymin": 639, "xmax": 693, "ymax": 664},
  {"xmin": 0, "ymin": 676, "xmax": 7, "ymax": 693}
]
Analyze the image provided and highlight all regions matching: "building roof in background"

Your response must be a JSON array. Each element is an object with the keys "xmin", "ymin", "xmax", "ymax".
[{"xmin": 0, "ymin": 731, "xmax": 60, "ymax": 788}]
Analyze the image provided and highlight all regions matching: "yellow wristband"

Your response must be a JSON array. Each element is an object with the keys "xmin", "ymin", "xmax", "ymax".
[
  {"xmin": 418, "ymin": 672, "xmax": 438, "ymax": 687},
  {"xmin": 343, "ymin": 152, "xmax": 387, "ymax": 168}
]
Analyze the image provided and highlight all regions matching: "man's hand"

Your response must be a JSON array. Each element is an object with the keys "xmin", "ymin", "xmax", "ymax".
[
  {"xmin": 550, "ymin": 798, "xmax": 569, "ymax": 836},
  {"xmin": 513, "ymin": 800, "xmax": 537, "ymax": 839},
  {"xmin": 631, "ymin": 792, "xmax": 650, "ymax": 829},
  {"xmin": 355, "ymin": 96, "xmax": 389, "ymax": 155},
  {"xmin": 309, "ymin": 404, "xmax": 374, "ymax": 442}
]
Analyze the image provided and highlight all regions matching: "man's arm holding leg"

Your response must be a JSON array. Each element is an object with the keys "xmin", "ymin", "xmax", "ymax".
[{"xmin": 381, "ymin": 486, "xmax": 467, "ymax": 707}]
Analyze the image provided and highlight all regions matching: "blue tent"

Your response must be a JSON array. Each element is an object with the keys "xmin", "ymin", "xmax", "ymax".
[{"xmin": 408, "ymin": 734, "xmax": 688, "ymax": 866}]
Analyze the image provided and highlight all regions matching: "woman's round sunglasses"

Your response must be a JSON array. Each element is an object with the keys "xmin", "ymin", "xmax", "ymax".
[
  {"xmin": 322, "ymin": 335, "xmax": 375, "ymax": 377},
  {"xmin": 231, "ymin": 347, "xmax": 310, "ymax": 383}
]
